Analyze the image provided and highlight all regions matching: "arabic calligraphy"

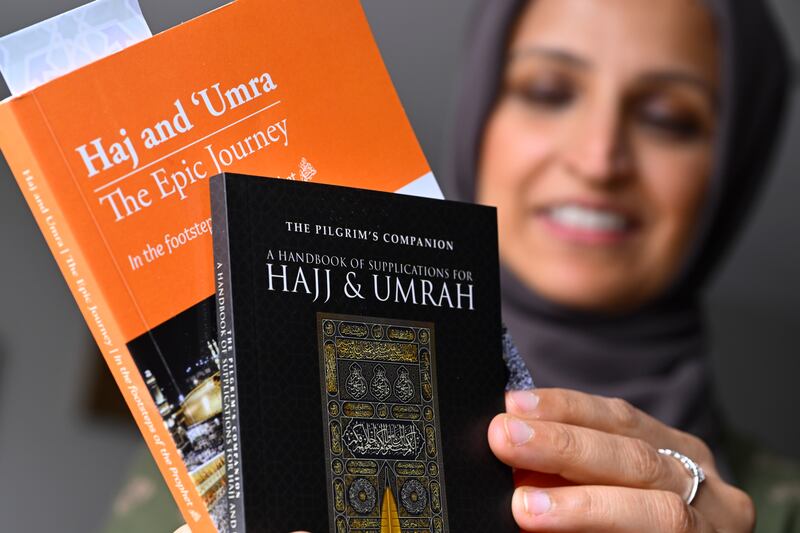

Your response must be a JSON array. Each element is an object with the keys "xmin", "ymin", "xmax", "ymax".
[
  {"xmin": 393, "ymin": 367, "xmax": 415, "ymax": 402},
  {"xmin": 345, "ymin": 363, "xmax": 367, "ymax": 399},
  {"xmin": 340, "ymin": 322, "xmax": 369, "ymax": 338},
  {"xmin": 370, "ymin": 365, "xmax": 391, "ymax": 401},
  {"xmin": 343, "ymin": 419, "xmax": 424, "ymax": 459},
  {"xmin": 336, "ymin": 338, "xmax": 418, "ymax": 363}
]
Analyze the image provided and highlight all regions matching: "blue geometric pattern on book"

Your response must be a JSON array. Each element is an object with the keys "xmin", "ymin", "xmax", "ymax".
[{"xmin": 0, "ymin": 0, "xmax": 151, "ymax": 94}]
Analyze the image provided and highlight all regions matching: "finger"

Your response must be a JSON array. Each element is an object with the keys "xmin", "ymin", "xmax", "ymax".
[
  {"xmin": 174, "ymin": 527, "xmax": 191, "ymax": 533},
  {"xmin": 511, "ymin": 485, "xmax": 715, "ymax": 533},
  {"xmin": 513, "ymin": 466, "xmax": 753, "ymax": 532},
  {"xmin": 488, "ymin": 415, "xmax": 692, "ymax": 497},
  {"xmin": 506, "ymin": 388, "xmax": 714, "ymax": 467},
  {"xmin": 690, "ymin": 478, "xmax": 755, "ymax": 532}
]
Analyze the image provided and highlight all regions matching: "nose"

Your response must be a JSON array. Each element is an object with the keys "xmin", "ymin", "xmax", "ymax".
[{"xmin": 562, "ymin": 97, "xmax": 631, "ymax": 186}]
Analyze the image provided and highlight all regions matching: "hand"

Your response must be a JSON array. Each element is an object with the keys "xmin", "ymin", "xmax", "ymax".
[{"xmin": 488, "ymin": 388, "xmax": 754, "ymax": 532}]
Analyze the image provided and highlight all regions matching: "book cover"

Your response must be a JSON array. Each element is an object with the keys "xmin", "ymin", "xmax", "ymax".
[
  {"xmin": 0, "ymin": 1, "xmax": 439, "ymax": 531},
  {"xmin": 211, "ymin": 174, "xmax": 516, "ymax": 532}
]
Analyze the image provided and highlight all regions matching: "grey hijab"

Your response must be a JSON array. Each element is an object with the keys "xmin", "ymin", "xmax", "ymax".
[{"xmin": 443, "ymin": 0, "xmax": 792, "ymax": 447}]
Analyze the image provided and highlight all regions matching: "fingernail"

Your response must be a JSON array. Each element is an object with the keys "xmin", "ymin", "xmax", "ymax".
[
  {"xmin": 523, "ymin": 490, "xmax": 551, "ymax": 515},
  {"xmin": 504, "ymin": 416, "xmax": 534, "ymax": 446},
  {"xmin": 508, "ymin": 390, "xmax": 540, "ymax": 413}
]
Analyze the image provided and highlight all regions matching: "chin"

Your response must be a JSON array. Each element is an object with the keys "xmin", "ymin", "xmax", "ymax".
[{"xmin": 524, "ymin": 263, "xmax": 649, "ymax": 314}]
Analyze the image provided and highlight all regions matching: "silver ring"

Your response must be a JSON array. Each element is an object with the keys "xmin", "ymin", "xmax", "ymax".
[{"xmin": 658, "ymin": 448, "xmax": 706, "ymax": 505}]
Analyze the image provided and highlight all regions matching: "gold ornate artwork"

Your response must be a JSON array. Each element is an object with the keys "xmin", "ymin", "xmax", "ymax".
[
  {"xmin": 336, "ymin": 339, "xmax": 419, "ymax": 363},
  {"xmin": 387, "ymin": 327, "xmax": 416, "ymax": 342},
  {"xmin": 318, "ymin": 314, "xmax": 449, "ymax": 532},
  {"xmin": 325, "ymin": 342, "xmax": 338, "ymax": 394},
  {"xmin": 340, "ymin": 322, "xmax": 370, "ymax": 338}
]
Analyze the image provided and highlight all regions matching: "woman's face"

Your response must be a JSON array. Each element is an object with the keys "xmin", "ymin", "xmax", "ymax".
[{"xmin": 477, "ymin": 0, "xmax": 719, "ymax": 312}]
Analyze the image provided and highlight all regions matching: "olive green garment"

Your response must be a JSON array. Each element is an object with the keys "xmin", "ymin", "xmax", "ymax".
[
  {"xmin": 726, "ymin": 434, "xmax": 800, "ymax": 533},
  {"xmin": 103, "ymin": 439, "xmax": 800, "ymax": 533},
  {"xmin": 102, "ymin": 446, "xmax": 183, "ymax": 533}
]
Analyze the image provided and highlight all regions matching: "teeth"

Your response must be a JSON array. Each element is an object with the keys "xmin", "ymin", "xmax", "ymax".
[{"xmin": 548, "ymin": 205, "xmax": 628, "ymax": 231}]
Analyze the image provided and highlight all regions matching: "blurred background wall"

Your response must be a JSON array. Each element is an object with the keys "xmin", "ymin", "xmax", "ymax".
[{"xmin": 0, "ymin": 1, "xmax": 796, "ymax": 531}]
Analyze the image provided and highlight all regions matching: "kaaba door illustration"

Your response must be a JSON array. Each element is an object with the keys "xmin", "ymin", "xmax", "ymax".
[{"xmin": 318, "ymin": 314, "xmax": 449, "ymax": 533}]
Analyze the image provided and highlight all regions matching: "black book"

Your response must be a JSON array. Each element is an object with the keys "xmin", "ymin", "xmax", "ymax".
[{"xmin": 211, "ymin": 173, "xmax": 515, "ymax": 533}]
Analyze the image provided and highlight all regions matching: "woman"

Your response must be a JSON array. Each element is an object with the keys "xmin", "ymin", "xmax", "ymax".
[
  {"xmin": 170, "ymin": 1, "xmax": 792, "ymax": 532},
  {"xmin": 444, "ymin": 0, "xmax": 794, "ymax": 531}
]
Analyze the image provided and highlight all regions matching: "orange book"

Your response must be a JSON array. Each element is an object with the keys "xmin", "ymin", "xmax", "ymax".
[{"xmin": 0, "ymin": 1, "xmax": 438, "ymax": 531}]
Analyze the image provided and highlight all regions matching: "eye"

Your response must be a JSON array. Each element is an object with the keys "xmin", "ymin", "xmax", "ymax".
[
  {"xmin": 634, "ymin": 97, "xmax": 707, "ymax": 141},
  {"xmin": 508, "ymin": 74, "xmax": 576, "ymax": 111}
]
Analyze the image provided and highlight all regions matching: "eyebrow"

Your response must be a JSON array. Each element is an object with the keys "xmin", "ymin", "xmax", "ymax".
[
  {"xmin": 509, "ymin": 46, "xmax": 717, "ymax": 99},
  {"xmin": 639, "ymin": 72, "xmax": 717, "ymax": 100},
  {"xmin": 509, "ymin": 46, "xmax": 590, "ymax": 68}
]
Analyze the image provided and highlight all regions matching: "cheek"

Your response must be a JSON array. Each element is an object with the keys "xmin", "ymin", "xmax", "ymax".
[
  {"xmin": 477, "ymin": 103, "xmax": 556, "ymax": 210},
  {"xmin": 637, "ymin": 143, "xmax": 712, "ymax": 266}
]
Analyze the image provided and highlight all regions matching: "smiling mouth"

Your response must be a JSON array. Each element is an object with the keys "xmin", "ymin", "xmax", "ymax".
[{"xmin": 537, "ymin": 204, "xmax": 639, "ymax": 245}]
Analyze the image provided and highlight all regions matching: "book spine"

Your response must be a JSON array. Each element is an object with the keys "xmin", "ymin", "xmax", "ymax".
[
  {"xmin": 0, "ymin": 97, "xmax": 218, "ymax": 533},
  {"xmin": 211, "ymin": 175, "xmax": 246, "ymax": 533}
]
